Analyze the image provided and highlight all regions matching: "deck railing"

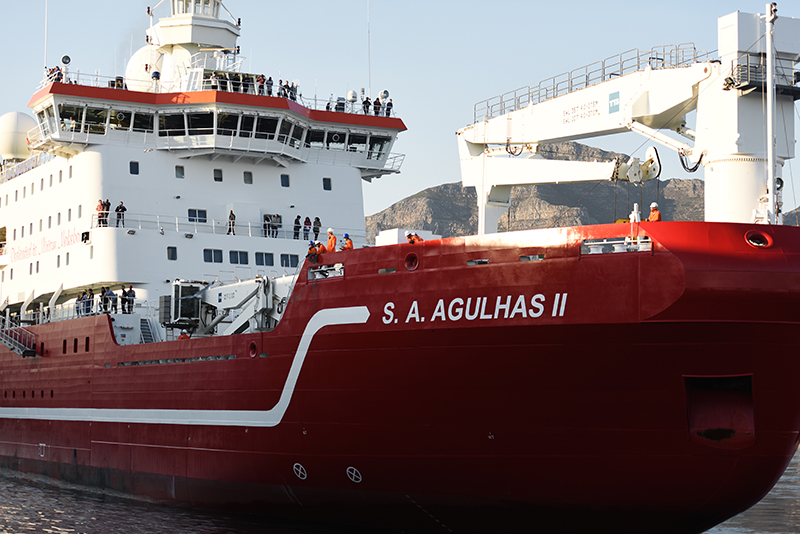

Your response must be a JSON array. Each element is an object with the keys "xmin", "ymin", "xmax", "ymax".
[{"xmin": 473, "ymin": 43, "xmax": 713, "ymax": 122}]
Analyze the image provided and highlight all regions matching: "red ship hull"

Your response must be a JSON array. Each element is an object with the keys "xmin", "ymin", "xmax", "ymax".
[{"xmin": 2, "ymin": 221, "xmax": 800, "ymax": 533}]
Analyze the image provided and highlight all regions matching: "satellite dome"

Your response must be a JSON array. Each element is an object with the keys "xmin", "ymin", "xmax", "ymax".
[
  {"xmin": 0, "ymin": 112, "xmax": 37, "ymax": 162},
  {"xmin": 346, "ymin": 90, "xmax": 358, "ymax": 103}
]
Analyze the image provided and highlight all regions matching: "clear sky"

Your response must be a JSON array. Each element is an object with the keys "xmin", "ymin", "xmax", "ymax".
[{"xmin": 1, "ymin": 1, "xmax": 797, "ymax": 216}]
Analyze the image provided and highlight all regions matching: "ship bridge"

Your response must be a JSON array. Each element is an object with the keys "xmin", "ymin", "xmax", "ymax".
[{"xmin": 25, "ymin": 84, "xmax": 406, "ymax": 182}]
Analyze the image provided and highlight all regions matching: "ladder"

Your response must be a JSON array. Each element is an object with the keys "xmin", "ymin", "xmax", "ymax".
[
  {"xmin": 140, "ymin": 318, "xmax": 156, "ymax": 344},
  {"xmin": 0, "ymin": 316, "xmax": 37, "ymax": 357}
]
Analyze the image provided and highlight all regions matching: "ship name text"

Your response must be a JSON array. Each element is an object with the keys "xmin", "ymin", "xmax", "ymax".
[{"xmin": 381, "ymin": 293, "xmax": 568, "ymax": 325}]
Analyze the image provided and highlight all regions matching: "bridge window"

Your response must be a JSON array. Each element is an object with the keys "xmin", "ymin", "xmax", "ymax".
[
  {"xmin": 307, "ymin": 130, "xmax": 324, "ymax": 148},
  {"xmin": 348, "ymin": 133, "xmax": 367, "ymax": 152},
  {"xmin": 229, "ymin": 250, "xmax": 248, "ymax": 265},
  {"xmin": 111, "ymin": 110, "xmax": 131, "ymax": 130},
  {"xmin": 85, "ymin": 107, "xmax": 108, "ymax": 134},
  {"xmin": 58, "ymin": 103, "xmax": 84, "ymax": 133},
  {"xmin": 369, "ymin": 136, "xmax": 391, "ymax": 159},
  {"xmin": 278, "ymin": 120, "xmax": 293, "ymax": 143},
  {"xmin": 217, "ymin": 113, "xmax": 238, "ymax": 136},
  {"xmin": 188, "ymin": 112, "xmax": 214, "ymax": 135},
  {"xmin": 255, "ymin": 252, "xmax": 274, "ymax": 266},
  {"xmin": 327, "ymin": 131, "xmax": 346, "ymax": 150},
  {"xmin": 132, "ymin": 112, "xmax": 154, "ymax": 133},
  {"xmin": 239, "ymin": 115, "xmax": 255, "ymax": 138},
  {"xmin": 203, "ymin": 248, "xmax": 222, "ymax": 263},
  {"xmin": 255, "ymin": 117, "xmax": 278, "ymax": 139},
  {"xmin": 159, "ymin": 113, "xmax": 185, "ymax": 136},
  {"xmin": 289, "ymin": 125, "xmax": 305, "ymax": 148}
]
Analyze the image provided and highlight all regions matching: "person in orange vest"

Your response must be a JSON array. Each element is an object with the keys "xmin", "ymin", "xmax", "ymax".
[
  {"xmin": 315, "ymin": 240, "xmax": 327, "ymax": 254},
  {"xmin": 647, "ymin": 202, "xmax": 662, "ymax": 222},
  {"xmin": 326, "ymin": 228, "xmax": 337, "ymax": 252},
  {"xmin": 412, "ymin": 232, "xmax": 424, "ymax": 243},
  {"xmin": 405, "ymin": 230, "xmax": 415, "ymax": 244},
  {"xmin": 341, "ymin": 233, "xmax": 353, "ymax": 250},
  {"xmin": 178, "ymin": 329, "xmax": 190, "ymax": 340},
  {"xmin": 307, "ymin": 240, "xmax": 317, "ymax": 255}
]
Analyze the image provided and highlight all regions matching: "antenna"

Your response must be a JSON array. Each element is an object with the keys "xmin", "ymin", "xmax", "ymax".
[
  {"xmin": 367, "ymin": 0, "xmax": 371, "ymax": 100},
  {"xmin": 43, "ymin": 0, "xmax": 48, "ymax": 70}
]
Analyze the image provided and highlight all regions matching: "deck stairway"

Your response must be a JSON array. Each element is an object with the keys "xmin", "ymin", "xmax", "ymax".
[
  {"xmin": 0, "ymin": 316, "xmax": 37, "ymax": 357},
  {"xmin": 140, "ymin": 317, "xmax": 156, "ymax": 343}
]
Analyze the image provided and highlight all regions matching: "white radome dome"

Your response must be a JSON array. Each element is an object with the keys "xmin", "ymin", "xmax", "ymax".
[{"xmin": 0, "ymin": 112, "xmax": 37, "ymax": 162}]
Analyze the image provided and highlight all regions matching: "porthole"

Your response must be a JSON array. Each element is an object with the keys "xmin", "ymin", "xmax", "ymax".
[
  {"xmin": 249, "ymin": 341, "xmax": 258, "ymax": 358},
  {"xmin": 745, "ymin": 230, "xmax": 773, "ymax": 248},
  {"xmin": 404, "ymin": 253, "xmax": 419, "ymax": 271}
]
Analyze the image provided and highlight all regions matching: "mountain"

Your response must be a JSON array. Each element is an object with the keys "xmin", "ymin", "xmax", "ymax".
[{"xmin": 366, "ymin": 142, "xmax": 705, "ymax": 239}]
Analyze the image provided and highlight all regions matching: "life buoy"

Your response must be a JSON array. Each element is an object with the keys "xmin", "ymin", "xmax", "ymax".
[{"xmin": 331, "ymin": 134, "xmax": 340, "ymax": 142}]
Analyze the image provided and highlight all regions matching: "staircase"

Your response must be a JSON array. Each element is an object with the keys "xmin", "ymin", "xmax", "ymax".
[
  {"xmin": 0, "ymin": 317, "xmax": 37, "ymax": 357},
  {"xmin": 140, "ymin": 318, "xmax": 156, "ymax": 344}
]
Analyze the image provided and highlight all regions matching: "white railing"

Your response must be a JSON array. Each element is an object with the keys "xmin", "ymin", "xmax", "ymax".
[
  {"xmin": 474, "ymin": 43, "xmax": 713, "ymax": 122},
  {"xmin": 91, "ymin": 212, "xmax": 367, "ymax": 243},
  {"xmin": 581, "ymin": 236, "xmax": 652, "ymax": 255}
]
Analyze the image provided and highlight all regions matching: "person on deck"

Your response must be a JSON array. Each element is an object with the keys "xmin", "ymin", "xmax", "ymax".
[
  {"xmin": 647, "ymin": 202, "xmax": 662, "ymax": 222},
  {"xmin": 405, "ymin": 230, "xmax": 415, "ymax": 244},
  {"xmin": 315, "ymin": 240, "xmax": 327, "ymax": 254},
  {"xmin": 326, "ymin": 228, "xmax": 337, "ymax": 253},
  {"xmin": 115, "ymin": 201, "xmax": 127, "ymax": 227},
  {"xmin": 228, "ymin": 210, "xmax": 236, "ymax": 235},
  {"xmin": 312, "ymin": 217, "xmax": 322, "ymax": 240},
  {"xmin": 412, "ymin": 232, "xmax": 424, "ymax": 243},
  {"xmin": 293, "ymin": 216, "xmax": 301, "ymax": 240},
  {"xmin": 303, "ymin": 217, "xmax": 312, "ymax": 240},
  {"xmin": 341, "ymin": 233, "xmax": 353, "ymax": 251},
  {"xmin": 178, "ymin": 329, "xmax": 190, "ymax": 340}
]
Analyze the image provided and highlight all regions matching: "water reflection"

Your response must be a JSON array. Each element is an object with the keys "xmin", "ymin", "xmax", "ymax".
[{"xmin": 1, "ymin": 454, "xmax": 799, "ymax": 533}]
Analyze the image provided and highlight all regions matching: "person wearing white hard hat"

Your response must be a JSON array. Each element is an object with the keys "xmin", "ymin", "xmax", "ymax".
[
  {"xmin": 647, "ymin": 202, "xmax": 662, "ymax": 222},
  {"xmin": 327, "ymin": 228, "xmax": 337, "ymax": 253},
  {"xmin": 178, "ymin": 329, "xmax": 190, "ymax": 340},
  {"xmin": 405, "ymin": 230, "xmax": 415, "ymax": 244}
]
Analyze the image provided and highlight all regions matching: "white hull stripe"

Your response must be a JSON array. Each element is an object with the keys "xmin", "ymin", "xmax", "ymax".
[{"xmin": 0, "ymin": 306, "xmax": 370, "ymax": 428}]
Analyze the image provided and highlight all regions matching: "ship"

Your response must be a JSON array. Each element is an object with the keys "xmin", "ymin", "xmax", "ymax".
[{"xmin": 0, "ymin": 1, "xmax": 800, "ymax": 533}]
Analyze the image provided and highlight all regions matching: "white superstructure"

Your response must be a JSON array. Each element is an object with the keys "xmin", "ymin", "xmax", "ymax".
[{"xmin": 0, "ymin": 0, "xmax": 405, "ymax": 340}]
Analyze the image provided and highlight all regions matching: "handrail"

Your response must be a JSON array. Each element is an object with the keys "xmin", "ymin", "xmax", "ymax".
[
  {"xmin": 90, "ymin": 211, "xmax": 367, "ymax": 243},
  {"xmin": 474, "ymin": 43, "xmax": 713, "ymax": 122}
]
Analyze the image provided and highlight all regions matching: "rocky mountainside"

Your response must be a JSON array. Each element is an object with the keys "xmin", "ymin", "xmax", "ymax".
[{"xmin": 366, "ymin": 142, "xmax": 705, "ymax": 239}]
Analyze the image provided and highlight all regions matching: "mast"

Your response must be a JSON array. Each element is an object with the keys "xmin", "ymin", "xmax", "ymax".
[{"xmin": 766, "ymin": 2, "xmax": 777, "ymax": 224}]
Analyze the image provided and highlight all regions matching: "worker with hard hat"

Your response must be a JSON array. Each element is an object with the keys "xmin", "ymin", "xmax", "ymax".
[
  {"xmin": 405, "ymin": 230, "xmax": 415, "ymax": 244},
  {"xmin": 341, "ymin": 233, "xmax": 353, "ymax": 250},
  {"xmin": 327, "ymin": 228, "xmax": 337, "ymax": 253},
  {"xmin": 178, "ymin": 329, "xmax": 190, "ymax": 340},
  {"xmin": 315, "ymin": 240, "xmax": 327, "ymax": 254},
  {"xmin": 647, "ymin": 202, "xmax": 662, "ymax": 222}
]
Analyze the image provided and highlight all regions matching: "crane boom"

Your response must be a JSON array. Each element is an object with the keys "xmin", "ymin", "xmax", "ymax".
[{"xmin": 458, "ymin": 8, "xmax": 800, "ymax": 234}]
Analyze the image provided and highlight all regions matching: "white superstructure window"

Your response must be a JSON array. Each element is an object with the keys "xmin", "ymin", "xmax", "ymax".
[
  {"xmin": 167, "ymin": 246, "xmax": 177, "ymax": 261},
  {"xmin": 40, "ymin": 178, "xmax": 43, "ymax": 191},
  {"xmin": 229, "ymin": 250, "xmax": 248, "ymax": 264},
  {"xmin": 130, "ymin": 161, "xmax": 139, "ymax": 175},
  {"xmin": 323, "ymin": 177, "xmax": 332, "ymax": 191},
  {"xmin": 69, "ymin": 166, "xmax": 72, "ymax": 179},
  {"xmin": 68, "ymin": 209, "xmax": 72, "ymax": 222},
  {"xmin": 15, "ymin": 191, "xmax": 18, "ymax": 201},
  {"xmin": 243, "ymin": 171, "xmax": 253, "ymax": 184},
  {"xmin": 175, "ymin": 165, "xmax": 185, "ymax": 179},
  {"xmin": 48, "ymin": 216, "xmax": 51, "ymax": 229},
  {"xmin": 49, "ymin": 175, "xmax": 52, "ymax": 187},
  {"xmin": 188, "ymin": 209, "xmax": 207, "ymax": 222},
  {"xmin": 59, "ymin": 170, "xmax": 62, "ymax": 183},
  {"xmin": 20, "ymin": 226, "xmax": 24, "ymax": 238},
  {"xmin": 30, "ymin": 182, "xmax": 34, "ymax": 195},
  {"xmin": 12, "ymin": 229, "xmax": 16, "ymax": 240},
  {"xmin": 29, "ymin": 223, "xmax": 32, "ymax": 235},
  {"xmin": 255, "ymin": 252, "xmax": 274, "ymax": 266},
  {"xmin": 281, "ymin": 174, "xmax": 290, "ymax": 187},
  {"xmin": 57, "ymin": 213, "xmax": 61, "ymax": 225},
  {"xmin": 39, "ymin": 220, "xmax": 42, "ymax": 231},
  {"xmin": 213, "ymin": 169, "xmax": 223, "ymax": 182},
  {"xmin": 35, "ymin": 261, "xmax": 39, "ymax": 273},
  {"xmin": 66, "ymin": 253, "xmax": 69, "ymax": 266},
  {"xmin": 203, "ymin": 249, "xmax": 222, "ymax": 263},
  {"xmin": 78, "ymin": 205, "xmax": 82, "ymax": 218},
  {"xmin": 280, "ymin": 254, "xmax": 299, "ymax": 268},
  {"xmin": 56, "ymin": 256, "xmax": 60, "ymax": 268}
]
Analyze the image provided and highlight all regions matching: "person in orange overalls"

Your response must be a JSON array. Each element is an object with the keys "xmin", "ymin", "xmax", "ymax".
[
  {"xmin": 326, "ymin": 228, "xmax": 337, "ymax": 253},
  {"xmin": 315, "ymin": 240, "xmax": 327, "ymax": 254},
  {"xmin": 647, "ymin": 202, "xmax": 662, "ymax": 222},
  {"xmin": 405, "ymin": 230, "xmax": 415, "ymax": 244},
  {"xmin": 342, "ymin": 233, "xmax": 353, "ymax": 250},
  {"xmin": 178, "ymin": 329, "xmax": 190, "ymax": 340},
  {"xmin": 412, "ymin": 232, "xmax": 424, "ymax": 243}
]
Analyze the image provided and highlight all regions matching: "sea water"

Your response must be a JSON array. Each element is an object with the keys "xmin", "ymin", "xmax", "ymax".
[{"xmin": 1, "ymin": 455, "xmax": 798, "ymax": 533}]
